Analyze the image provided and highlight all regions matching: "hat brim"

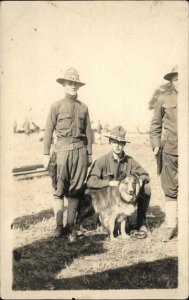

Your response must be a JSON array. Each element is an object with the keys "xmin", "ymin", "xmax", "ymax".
[
  {"xmin": 164, "ymin": 72, "xmax": 178, "ymax": 81},
  {"xmin": 104, "ymin": 134, "xmax": 130, "ymax": 143},
  {"xmin": 56, "ymin": 78, "xmax": 85, "ymax": 86}
]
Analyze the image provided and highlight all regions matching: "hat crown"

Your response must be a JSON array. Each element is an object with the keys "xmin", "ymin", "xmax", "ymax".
[
  {"xmin": 171, "ymin": 65, "xmax": 178, "ymax": 73},
  {"xmin": 64, "ymin": 67, "xmax": 80, "ymax": 82},
  {"xmin": 109, "ymin": 126, "xmax": 126, "ymax": 141},
  {"xmin": 164, "ymin": 65, "xmax": 178, "ymax": 81}
]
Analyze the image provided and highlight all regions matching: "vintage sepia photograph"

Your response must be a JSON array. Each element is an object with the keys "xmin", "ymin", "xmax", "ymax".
[{"xmin": 1, "ymin": 1, "xmax": 188, "ymax": 299}]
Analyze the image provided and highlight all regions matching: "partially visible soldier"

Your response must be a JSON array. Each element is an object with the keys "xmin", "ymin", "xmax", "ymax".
[
  {"xmin": 43, "ymin": 68, "xmax": 92, "ymax": 240},
  {"xmin": 23, "ymin": 117, "xmax": 30, "ymax": 135},
  {"xmin": 149, "ymin": 65, "xmax": 178, "ymax": 242}
]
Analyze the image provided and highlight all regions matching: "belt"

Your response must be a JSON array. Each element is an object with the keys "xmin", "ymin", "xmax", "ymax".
[{"xmin": 55, "ymin": 140, "xmax": 85, "ymax": 152}]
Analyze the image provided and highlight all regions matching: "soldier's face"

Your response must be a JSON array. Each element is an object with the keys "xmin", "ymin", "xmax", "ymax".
[
  {"xmin": 63, "ymin": 80, "xmax": 80, "ymax": 95},
  {"xmin": 171, "ymin": 75, "xmax": 178, "ymax": 92},
  {"xmin": 110, "ymin": 139, "xmax": 126, "ymax": 155}
]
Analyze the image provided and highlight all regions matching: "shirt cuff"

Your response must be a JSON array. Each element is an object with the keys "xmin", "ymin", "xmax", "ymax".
[
  {"xmin": 87, "ymin": 147, "xmax": 92, "ymax": 155},
  {"xmin": 140, "ymin": 175, "xmax": 150, "ymax": 183},
  {"xmin": 44, "ymin": 150, "xmax": 50, "ymax": 155}
]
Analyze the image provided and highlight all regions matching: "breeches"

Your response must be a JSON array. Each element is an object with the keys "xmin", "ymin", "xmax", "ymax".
[
  {"xmin": 137, "ymin": 183, "xmax": 151, "ymax": 227},
  {"xmin": 54, "ymin": 147, "xmax": 88, "ymax": 198},
  {"xmin": 161, "ymin": 153, "xmax": 178, "ymax": 199}
]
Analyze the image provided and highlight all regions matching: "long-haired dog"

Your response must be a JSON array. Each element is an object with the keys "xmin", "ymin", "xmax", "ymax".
[{"xmin": 78, "ymin": 174, "xmax": 140, "ymax": 241}]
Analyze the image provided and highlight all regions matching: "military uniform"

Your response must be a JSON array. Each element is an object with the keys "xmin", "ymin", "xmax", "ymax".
[
  {"xmin": 44, "ymin": 93, "xmax": 92, "ymax": 197},
  {"xmin": 43, "ymin": 68, "xmax": 92, "ymax": 238},
  {"xmin": 87, "ymin": 151, "xmax": 151, "ymax": 229},
  {"xmin": 149, "ymin": 89, "xmax": 178, "ymax": 199},
  {"xmin": 149, "ymin": 65, "xmax": 178, "ymax": 241}
]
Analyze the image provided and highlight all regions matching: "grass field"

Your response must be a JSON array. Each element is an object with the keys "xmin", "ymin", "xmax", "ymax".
[{"xmin": 12, "ymin": 132, "xmax": 178, "ymax": 290}]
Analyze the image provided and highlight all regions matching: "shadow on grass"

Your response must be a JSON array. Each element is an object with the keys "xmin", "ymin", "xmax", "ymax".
[
  {"xmin": 13, "ymin": 233, "xmax": 108, "ymax": 290},
  {"xmin": 11, "ymin": 209, "xmax": 54, "ymax": 230},
  {"xmin": 147, "ymin": 205, "xmax": 166, "ymax": 228},
  {"xmin": 13, "ymin": 205, "xmax": 174, "ymax": 290},
  {"xmin": 11, "ymin": 203, "xmax": 165, "ymax": 232},
  {"xmin": 53, "ymin": 256, "xmax": 178, "ymax": 290}
]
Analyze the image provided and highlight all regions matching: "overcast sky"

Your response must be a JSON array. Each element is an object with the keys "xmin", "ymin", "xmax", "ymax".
[{"xmin": 1, "ymin": 1, "xmax": 188, "ymax": 130}]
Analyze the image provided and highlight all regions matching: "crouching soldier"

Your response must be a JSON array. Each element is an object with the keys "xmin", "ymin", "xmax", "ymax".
[
  {"xmin": 43, "ymin": 68, "xmax": 92, "ymax": 240},
  {"xmin": 87, "ymin": 126, "xmax": 151, "ymax": 233}
]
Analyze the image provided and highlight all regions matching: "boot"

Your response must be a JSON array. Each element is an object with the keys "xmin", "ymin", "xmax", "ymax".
[
  {"xmin": 54, "ymin": 225, "xmax": 64, "ymax": 238},
  {"xmin": 67, "ymin": 224, "xmax": 77, "ymax": 243},
  {"xmin": 53, "ymin": 198, "xmax": 64, "ymax": 238},
  {"xmin": 161, "ymin": 199, "xmax": 177, "ymax": 242},
  {"xmin": 161, "ymin": 227, "xmax": 176, "ymax": 242},
  {"xmin": 66, "ymin": 196, "xmax": 80, "ymax": 242}
]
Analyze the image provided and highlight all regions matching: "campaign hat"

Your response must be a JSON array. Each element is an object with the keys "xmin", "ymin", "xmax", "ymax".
[
  {"xmin": 104, "ymin": 126, "xmax": 130, "ymax": 143},
  {"xmin": 56, "ymin": 68, "xmax": 85, "ymax": 86}
]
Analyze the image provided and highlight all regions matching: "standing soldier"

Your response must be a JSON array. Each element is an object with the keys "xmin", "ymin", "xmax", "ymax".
[
  {"xmin": 149, "ymin": 66, "xmax": 178, "ymax": 242},
  {"xmin": 43, "ymin": 68, "xmax": 92, "ymax": 240}
]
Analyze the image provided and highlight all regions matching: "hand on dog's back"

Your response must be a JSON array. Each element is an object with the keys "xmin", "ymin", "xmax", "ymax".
[{"xmin": 109, "ymin": 180, "xmax": 119, "ymax": 187}]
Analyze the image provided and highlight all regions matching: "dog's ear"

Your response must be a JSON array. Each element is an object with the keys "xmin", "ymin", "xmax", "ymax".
[{"xmin": 118, "ymin": 171, "xmax": 127, "ymax": 182}]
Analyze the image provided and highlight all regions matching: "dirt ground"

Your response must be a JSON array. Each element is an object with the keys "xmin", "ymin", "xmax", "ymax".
[{"xmin": 11, "ymin": 132, "xmax": 178, "ymax": 290}]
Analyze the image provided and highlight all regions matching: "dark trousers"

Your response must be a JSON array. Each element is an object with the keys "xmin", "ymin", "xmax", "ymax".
[
  {"xmin": 161, "ymin": 152, "xmax": 178, "ymax": 199},
  {"xmin": 137, "ymin": 183, "xmax": 151, "ymax": 229}
]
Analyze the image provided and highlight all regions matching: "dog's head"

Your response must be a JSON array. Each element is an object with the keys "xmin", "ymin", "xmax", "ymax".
[{"xmin": 118, "ymin": 174, "xmax": 140, "ymax": 204}]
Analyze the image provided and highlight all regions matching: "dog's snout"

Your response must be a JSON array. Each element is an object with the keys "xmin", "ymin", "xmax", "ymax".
[{"xmin": 128, "ymin": 190, "xmax": 134, "ymax": 195}]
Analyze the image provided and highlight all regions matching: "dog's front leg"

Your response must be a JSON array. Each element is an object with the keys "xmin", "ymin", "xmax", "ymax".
[
  {"xmin": 109, "ymin": 214, "xmax": 118, "ymax": 242},
  {"xmin": 120, "ymin": 219, "xmax": 130, "ymax": 239}
]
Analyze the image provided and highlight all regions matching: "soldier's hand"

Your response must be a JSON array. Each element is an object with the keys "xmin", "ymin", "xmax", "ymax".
[
  {"xmin": 87, "ymin": 155, "xmax": 92, "ymax": 167},
  {"xmin": 43, "ymin": 155, "xmax": 50, "ymax": 169},
  {"xmin": 139, "ymin": 178, "xmax": 143, "ymax": 188},
  {"xmin": 109, "ymin": 180, "xmax": 119, "ymax": 187},
  {"xmin": 153, "ymin": 147, "xmax": 159, "ymax": 157}
]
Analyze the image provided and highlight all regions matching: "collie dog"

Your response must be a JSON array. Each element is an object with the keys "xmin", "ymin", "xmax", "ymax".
[{"xmin": 78, "ymin": 175, "xmax": 140, "ymax": 241}]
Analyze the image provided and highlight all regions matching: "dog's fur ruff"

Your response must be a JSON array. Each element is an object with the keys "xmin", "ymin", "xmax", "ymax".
[{"xmin": 78, "ymin": 175, "xmax": 140, "ymax": 240}]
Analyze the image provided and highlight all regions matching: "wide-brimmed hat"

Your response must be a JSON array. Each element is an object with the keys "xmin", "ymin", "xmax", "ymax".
[
  {"xmin": 104, "ymin": 126, "xmax": 130, "ymax": 143},
  {"xmin": 56, "ymin": 68, "xmax": 85, "ymax": 86},
  {"xmin": 164, "ymin": 65, "xmax": 178, "ymax": 81}
]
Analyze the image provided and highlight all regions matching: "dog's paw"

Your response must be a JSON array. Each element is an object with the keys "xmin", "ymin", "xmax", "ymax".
[
  {"xmin": 78, "ymin": 224, "xmax": 87, "ymax": 233},
  {"xmin": 110, "ymin": 236, "xmax": 119, "ymax": 242},
  {"xmin": 120, "ymin": 233, "xmax": 130, "ymax": 240}
]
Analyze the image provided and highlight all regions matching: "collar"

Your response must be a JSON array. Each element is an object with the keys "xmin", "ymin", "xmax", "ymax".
[
  {"xmin": 112, "ymin": 151, "xmax": 126, "ymax": 163},
  {"xmin": 64, "ymin": 93, "xmax": 78, "ymax": 101},
  {"xmin": 173, "ymin": 88, "xmax": 178, "ymax": 95}
]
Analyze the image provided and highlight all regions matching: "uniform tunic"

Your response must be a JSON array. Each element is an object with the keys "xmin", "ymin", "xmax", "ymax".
[
  {"xmin": 44, "ymin": 93, "xmax": 92, "ymax": 198},
  {"xmin": 87, "ymin": 151, "xmax": 150, "ymax": 188},
  {"xmin": 149, "ymin": 89, "xmax": 178, "ymax": 199}
]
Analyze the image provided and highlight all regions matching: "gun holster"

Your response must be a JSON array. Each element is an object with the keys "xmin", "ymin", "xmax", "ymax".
[{"xmin": 48, "ymin": 151, "xmax": 57, "ymax": 189}]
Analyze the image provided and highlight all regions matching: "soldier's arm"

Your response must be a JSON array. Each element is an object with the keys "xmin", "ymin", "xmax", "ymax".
[
  {"xmin": 85, "ymin": 108, "xmax": 92, "ymax": 156},
  {"xmin": 149, "ymin": 97, "xmax": 164, "ymax": 150},
  {"xmin": 130, "ymin": 158, "xmax": 150, "ymax": 184},
  {"xmin": 87, "ymin": 159, "xmax": 109, "ymax": 189},
  {"xmin": 43, "ymin": 104, "xmax": 57, "ymax": 155}
]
